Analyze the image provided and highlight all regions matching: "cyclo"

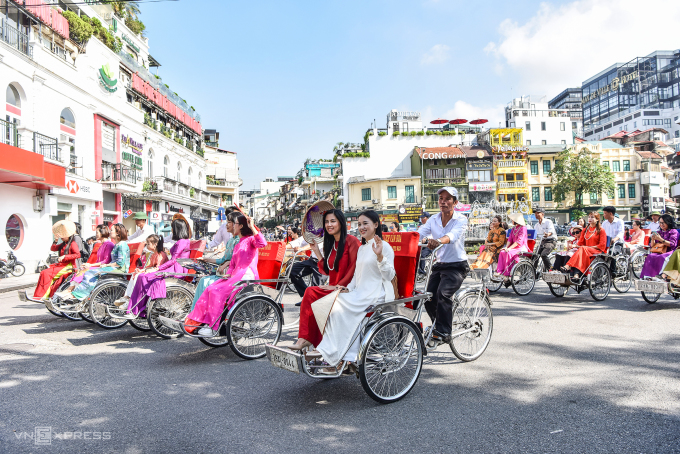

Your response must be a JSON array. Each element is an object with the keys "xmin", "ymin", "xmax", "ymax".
[
  {"xmin": 485, "ymin": 232, "xmax": 556, "ymax": 296},
  {"xmin": 542, "ymin": 237, "xmax": 628, "ymax": 300},
  {"xmin": 265, "ymin": 233, "xmax": 493, "ymax": 404},
  {"xmin": 157, "ymin": 241, "xmax": 301, "ymax": 359}
]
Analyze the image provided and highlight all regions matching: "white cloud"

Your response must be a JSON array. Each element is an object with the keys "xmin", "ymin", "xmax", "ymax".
[
  {"xmin": 421, "ymin": 44, "xmax": 450, "ymax": 65},
  {"xmin": 485, "ymin": 0, "xmax": 680, "ymax": 95}
]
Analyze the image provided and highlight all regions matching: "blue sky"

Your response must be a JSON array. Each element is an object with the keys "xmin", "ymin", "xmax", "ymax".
[{"xmin": 139, "ymin": 0, "xmax": 679, "ymax": 189}]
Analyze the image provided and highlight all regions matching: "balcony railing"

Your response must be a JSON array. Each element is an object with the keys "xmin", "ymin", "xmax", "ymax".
[
  {"xmin": 102, "ymin": 163, "xmax": 137, "ymax": 184},
  {"xmin": 34, "ymin": 132, "xmax": 59, "ymax": 161},
  {"xmin": 1, "ymin": 19, "xmax": 33, "ymax": 58},
  {"xmin": 205, "ymin": 141, "xmax": 218, "ymax": 147},
  {"xmin": 67, "ymin": 155, "xmax": 83, "ymax": 176},
  {"xmin": 1, "ymin": 118, "xmax": 20, "ymax": 148},
  {"xmin": 499, "ymin": 181, "xmax": 527, "ymax": 189},
  {"xmin": 154, "ymin": 176, "xmax": 220, "ymax": 207}
]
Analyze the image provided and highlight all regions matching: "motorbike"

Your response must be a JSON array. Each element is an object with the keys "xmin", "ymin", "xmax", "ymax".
[{"xmin": 0, "ymin": 251, "xmax": 26, "ymax": 277}]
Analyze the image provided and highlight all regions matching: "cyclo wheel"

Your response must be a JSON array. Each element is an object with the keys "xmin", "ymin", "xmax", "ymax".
[
  {"xmin": 88, "ymin": 281, "xmax": 129, "ymax": 329},
  {"xmin": 588, "ymin": 262, "xmax": 611, "ymax": 301},
  {"xmin": 641, "ymin": 290, "xmax": 661, "ymax": 304},
  {"xmin": 613, "ymin": 256, "xmax": 632, "ymax": 293},
  {"xmin": 45, "ymin": 280, "xmax": 71, "ymax": 318},
  {"xmin": 630, "ymin": 252, "xmax": 646, "ymax": 279},
  {"xmin": 359, "ymin": 318, "xmax": 424, "ymax": 404},
  {"xmin": 226, "ymin": 295, "xmax": 282, "ymax": 360},
  {"xmin": 147, "ymin": 280, "xmax": 195, "ymax": 339},
  {"xmin": 129, "ymin": 317, "xmax": 151, "ymax": 331},
  {"xmin": 511, "ymin": 260, "xmax": 536, "ymax": 296},
  {"xmin": 548, "ymin": 282, "xmax": 568, "ymax": 297},
  {"xmin": 486, "ymin": 262, "xmax": 502, "ymax": 293},
  {"xmin": 450, "ymin": 290, "xmax": 493, "ymax": 362}
]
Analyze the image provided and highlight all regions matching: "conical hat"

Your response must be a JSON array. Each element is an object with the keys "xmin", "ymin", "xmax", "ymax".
[
  {"xmin": 508, "ymin": 212, "xmax": 526, "ymax": 226},
  {"xmin": 302, "ymin": 201, "xmax": 335, "ymax": 245},
  {"xmin": 52, "ymin": 220, "xmax": 76, "ymax": 238},
  {"xmin": 311, "ymin": 289, "xmax": 341, "ymax": 335}
]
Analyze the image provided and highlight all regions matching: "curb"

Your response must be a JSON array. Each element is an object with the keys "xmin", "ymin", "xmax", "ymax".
[{"xmin": 0, "ymin": 282, "xmax": 37, "ymax": 294}]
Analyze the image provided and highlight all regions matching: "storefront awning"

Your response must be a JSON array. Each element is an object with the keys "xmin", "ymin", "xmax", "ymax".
[{"xmin": 0, "ymin": 142, "xmax": 65, "ymax": 189}]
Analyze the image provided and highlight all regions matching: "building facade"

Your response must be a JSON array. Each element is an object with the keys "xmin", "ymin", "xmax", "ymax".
[
  {"xmin": 411, "ymin": 146, "xmax": 467, "ymax": 210},
  {"xmin": 505, "ymin": 96, "xmax": 578, "ymax": 146},
  {"xmin": 480, "ymin": 128, "xmax": 530, "ymax": 203}
]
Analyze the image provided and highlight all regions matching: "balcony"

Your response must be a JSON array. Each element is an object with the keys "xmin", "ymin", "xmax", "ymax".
[
  {"xmin": 205, "ymin": 141, "xmax": 219, "ymax": 148},
  {"xmin": 0, "ymin": 19, "xmax": 33, "ymax": 58},
  {"xmin": 153, "ymin": 176, "xmax": 220, "ymax": 208},
  {"xmin": 101, "ymin": 163, "xmax": 138, "ymax": 193},
  {"xmin": 34, "ymin": 132, "xmax": 59, "ymax": 161},
  {"xmin": 3, "ymin": 118, "xmax": 62, "ymax": 163},
  {"xmin": 495, "ymin": 160, "xmax": 527, "ymax": 174},
  {"xmin": 499, "ymin": 181, "xmax": 527, "ymax": 189}
]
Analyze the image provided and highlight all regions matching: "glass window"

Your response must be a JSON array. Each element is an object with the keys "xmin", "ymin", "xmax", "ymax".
[
  {"xmin": 532, "ymin": 187, "xmax": 540, "ymax": 202},
  {"xmin": 561, "ymin": 140, "xmax": 566, "ymax": 144},
  {"xmin": 623, "ymin": 160, "xmax": 630, "ymax": 171},
  {"xmin": 628, "ymin": 183, "xmax": 636, "ymax": 198},
  {"xmin": 147, "ymin": 151, "xmax": 154, "ymax": 178},
  {"xmin": 544, "ymin": 187, "xmax": 553, "ymax": 201},
  {"xmin": 541, "ymin": 122, "xmax": 546, "ymax": 131},
  {"xmin": 362, "ymin": 188, "xmax": 371, "ymax": 201},
  {"xmin": 543, "ymin": 160, "xmax": 551, "ymax": 174},
  {"xmin": 177, "ymin": 162, "xmax": 181, "ymax": 182},
  {"xmin": 618, "ymin": 184, "xmax": 625, "ymax": 199},
  {"xmin": 6, "ymin": 84, "xmax": 20, "ymax": 108},
  {"xmin": 405, "ymin": 185, "xmax": 415, "ymax": 203},
  {"xmin": 612, "ymin": 161, "xmax": 620, "ymax": 172},
  {"xmin": 163, "ymin": 156, "xmax": 169, "ymax": 177},
  {"xmin": 387, "ymin": 186, "xmax": 397, "ymax": 199},
  {"xmin": 560, "ymin": 122, "xmax": 565, "ymax": 131},
  {"xmin": 530, "ymin": 160, "xmax": 538, "ymax": 175},
  {"xmin": 5, "ymin": 214, "xmax": 23, "ymax": 250},
  {"xmin": 188, "ymin": 167, "xmax": 192, "ymax": 187},
  {"xmin": 59, "ymin": 108, "xmax": 75, "ymax": 130},
  {"xmin": 526, "ymin": 140, "xmax": 531, "ymax": 146},
  {"xmin": 541, "ymin": 140, "xmax": 547, "ymax": 145},
  {"xmin": 590, "ymin": 192, "xmax": 598, "ymax": 203},
  {"xmin": 525, "ymin": 121, "xmax": 531, "ymax": 131},
  {"xmin": 602, "ymin": 161, "xmax": 609, "ymax": 169}
]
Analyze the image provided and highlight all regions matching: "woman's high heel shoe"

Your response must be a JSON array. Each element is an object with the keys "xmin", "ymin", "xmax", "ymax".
[{"xmin": 289, "ymin": 339, "xmax": 312, "ymax": 351}]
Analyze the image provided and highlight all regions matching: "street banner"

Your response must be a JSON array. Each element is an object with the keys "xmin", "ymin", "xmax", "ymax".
[{"xmin": 398, "ymin": 205, "xmax": 422, "ymax": 222}]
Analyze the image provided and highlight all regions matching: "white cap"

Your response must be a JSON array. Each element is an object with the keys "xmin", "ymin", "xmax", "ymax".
[{"xmin": 437, "ymin": 187, "xmax": 458, "ymax": 198}]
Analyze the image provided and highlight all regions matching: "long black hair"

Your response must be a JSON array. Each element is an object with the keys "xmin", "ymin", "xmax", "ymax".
[
  {"xmin": 171, "ymin": 218, "xmax": 190, "ymax": 241},
  {"xmin": 660, "ymin": 214, "xmax": 676, "ymax": 230},
  {"xmin": 147, "ymin": 234, "xmax": 164, "ymax": 253},
  {"xmin": 236, "ymin": 215, "xmax": 254, "ymax": 237},
  {"xmin": 322, "ymin": 209, "xmax": 347, "ymax": 274},
  {"xmin": 358, "ymin": 210, "xmax": 383, "ymax": 245}
]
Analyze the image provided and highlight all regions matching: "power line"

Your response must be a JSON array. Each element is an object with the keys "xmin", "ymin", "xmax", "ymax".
[{"xmin": 17, "ymin": 0, "xmax": 180, "ymax": 6}]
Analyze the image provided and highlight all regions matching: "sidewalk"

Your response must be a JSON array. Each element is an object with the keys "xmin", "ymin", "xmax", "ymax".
[{"xmin": 0, "ymin": 273, "xmax": 38, "ymax": 294}]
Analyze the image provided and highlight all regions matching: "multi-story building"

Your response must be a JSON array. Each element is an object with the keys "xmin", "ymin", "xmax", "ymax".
[
  {"xmin": 299, "ymin": 160, "xmax": 339, "ymax": 208},
  {"xmin": 548, "ymin": 87, "xmax": 583, "ymax": 136},
  {"xmin": 479, "ymin": 128, "xmax": 530, "ymax": 203},
  {"xmin": 204, "ymin": 144, "xmax": 240, "ymax": 206},
  {"xmin": 0, "ymin": 0, "xmax": 217, "ymax": 270},
  {"xmin": 505, "ymin": 96, "xmax": 578, "ymax": 146},
  {"xmin": 581, "ymin": 50, "xmax": 680, "ymax": 148},
  {"xmin": 462, "ymin": 145, "xmax": 496, "ymax": 204},
  {"xmin": 345, "ymin": 176, "xmax": 421, "ymax": 227},
  {"xmin": 410, "ymin": 146, "xmax": 467, "ymax": 210}
]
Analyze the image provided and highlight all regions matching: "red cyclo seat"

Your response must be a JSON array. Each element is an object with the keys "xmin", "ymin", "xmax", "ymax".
[
  {"xmin": 183, "ymin": 240, "xmax": 206, "ymax": 280},
  {"xmin": 525, "ymin": 239, "xmax": 536, "ymax": 255},
  {"xmin": 257, "ymin": 241, "xmax": 286, "ymax": 289},
  {"xmin": 642, "ymin": 228, "xmax": 651, "ymax": 246},
  {"xmin": 127, "ymin": 242, "xmax": 146, "ymax": 273},
  {"xmin": 383, "ymin": 232, "xmax": 421, "ymax": 302},
  {"xmin": 87, "ymin": 242, "xmax": 102, "ymax": 265}
]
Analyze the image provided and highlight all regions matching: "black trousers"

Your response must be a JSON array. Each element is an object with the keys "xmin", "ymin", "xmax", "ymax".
[
  {"xmin": 424, "ymin": 261, "xmax": 468, "ymax": 335},
  {"xmin": 290, "ymin": 259, "xmax": 321, "ymax": 298},
  {"xmin": 533, "ymin": 239, "xmax": 556, "ymax": 271}
]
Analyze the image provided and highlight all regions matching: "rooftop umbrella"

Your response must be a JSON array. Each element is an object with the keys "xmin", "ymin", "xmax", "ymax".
[
  {"xmin": 429, "ymin": 118, "xmax": 449, "ymax": 125},
  {"xmin": 470, "ymin": 119, "xmax": 488, "ymax": 125},
  {"xmin": 449, "ymin": 119, "xmax": 468, "ymax": 125}
]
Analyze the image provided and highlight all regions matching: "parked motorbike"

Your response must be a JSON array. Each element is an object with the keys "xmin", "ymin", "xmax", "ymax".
[{"xmin": 0, "ymin": 251, "xmax": 26, "ymax": 277}]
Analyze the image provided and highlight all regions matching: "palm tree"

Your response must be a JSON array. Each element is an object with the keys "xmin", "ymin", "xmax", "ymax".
[{"xmin": 105, "ymin": 1, "xmax": 141, "ymax": 19}]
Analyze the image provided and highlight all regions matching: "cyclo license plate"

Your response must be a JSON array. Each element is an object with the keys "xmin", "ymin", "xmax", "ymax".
[
  {"xmin": 635, "ymin": 280, "xmax": 666, "ymax": 294},
  {"xmin": 266, "ymin": 345, "xmax": 301, "ymax": 374},
  {"xmin": 543, "ymin": 272, "xmax": 566, "ymax": 284}
]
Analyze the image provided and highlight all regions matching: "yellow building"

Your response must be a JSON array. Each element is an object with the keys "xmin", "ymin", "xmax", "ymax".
[
  {"xmin": 481, "ymin": 128, "xmax": 529, "ymax": 202},
  {"xmin": 345, "ymin": 176, "xmax": 422, "ymax": 227}
]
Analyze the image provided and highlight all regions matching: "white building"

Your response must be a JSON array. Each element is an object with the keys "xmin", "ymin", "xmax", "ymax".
[
  {"xmin": 0, "ymin": 0, "xmax": 216, "ymax": 271},
  {"xmin": 505, "ymin": 96, "xmax": 577, "ymax": 146}
]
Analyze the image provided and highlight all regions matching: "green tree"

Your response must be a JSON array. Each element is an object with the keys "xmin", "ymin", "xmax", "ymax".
[
  {"xmin": 104, "ymin": 1, "xmax": 141, "ymax": 19},
  {"xmin": 549, "ymin": 148, "xmax": 616, "ymax": 210}
]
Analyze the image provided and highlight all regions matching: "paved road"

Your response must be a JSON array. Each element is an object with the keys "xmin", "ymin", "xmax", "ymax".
[{"xmin": 1, "ymin": 281, "xmax": 679, "ymax": 453}]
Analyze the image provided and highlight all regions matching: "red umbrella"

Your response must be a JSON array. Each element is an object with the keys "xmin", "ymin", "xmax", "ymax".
[
  {"xmin": 470, "ymin": 119, "xmax": 488, "ymax": 125},
  {"xmin": 449, "ymin": 119, "xmax": 468, "ymax": 125},
  {"xmin": 429, "ymin": 118, "xmax": 449, "ymax": 125}
]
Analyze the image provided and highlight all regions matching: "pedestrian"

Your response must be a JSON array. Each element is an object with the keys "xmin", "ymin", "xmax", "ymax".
[
  {"xmin": 128, "ymin": 212, "xmax": 154, "ymax": 243},
  {"xmin": 532, "ymin": 207, "xmax": 557, "ymax": 271},
  {"xmin": 389, "ymin": 222, "xmax": 400, "ymax": 232}
]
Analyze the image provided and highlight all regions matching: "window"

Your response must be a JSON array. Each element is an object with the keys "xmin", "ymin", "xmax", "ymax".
[
  {"xmin": 198, "ymin": 172, "xmax": 203, "ymax": 189},
  {"xmin": 59, "ymin": 108, "xmax": 75, "ymax": 130},
  {"xmin": 526, "ymin": 140, "xmax": 531, "ymax": 146},
  {"xmin": 628, "ymin": 183, "xmax": 636, "ymax": 199},
  {"xmin": 446, "ymin": 159, "xmax": 452, "ymax": 165},
  {"xmin": 618, "ymin": 184, "xmax": 625, "ymax": 199},
  {"xmin": 602, "ymin": 161, "xmax": 609, "ymax": 169},
  {"xmin": 572, "ymin": 121, "xmax": 577, "ymax": 129},
  {"xmin": 163, "ymin": 156, "xmax": 169, "ymax": 177},
  {"xmin": 432, "ymin": 159, "xmax": 438, "ymax": 166},
  {"xmin": 147, "ymin": 151, "xmax": 154, "ymax": 178},
  {"xmin": 6, "ymin": 84, "xmax": 20, "ymax": 108},
  {"xmin": 530, "ymin": 160, "xmax": 538, "ymax": 175},
  {"xmin": 532, "ymin": 187, "xmax": 540, "ymax": 202},
  {"xmin": 362, "ymin": 188, "xmax": 371, "ymax": 201},
  {"xmin": 590, "ymin": 192, "xmax": 598, "ymax": 203},
  {"xmin": 525, "ymin": 121, "xmax": 531, "ymax": 131},
  {"xmin": 560, "ymin": 122, "xmax": 565, "ymax": 131},
  {"xmin": 177, "ymin": 162, "xmax": 181, "ymax": 182},
  {"xmin": 623, "ymin": 160, "xmax": 630, "ymax": 171},
  {"xmin": 405, "ymin": 185, "xmax": 415, "ymax": 203},
  {"xmin": 541, "ymin": 140, "xmax": 547, "ymax": 145},
  {"xmin": 5, "ymin": 214, "xmax": 24, "ymax": 250},
  {"xmin": 543, "ymin": 160, "xmax": 551, "ymax": 174},
  {"xmin": 541, "ymin": 122, "xmax": 546, "ymax": 131},
  {"xmin": 676, "ymin": 130, "xmax": 680, "ymax": 138},
  {"xmin": 387, "ymin": 186, "xmax": 397, "ymax": 199},
  {"xmin": 544, "ymin": 187, "xmax": 553, "ymax": 201},
  {"xmin": 561, "ymin": 140, "xmax": 566, "ymax": 144},
  {"xmin": 188, "ymin": 167, "xmax": 192, "ymax": 187},
  {"xmin": 612, "ymin": 161, "xmax": 620, "ymax": 172}
]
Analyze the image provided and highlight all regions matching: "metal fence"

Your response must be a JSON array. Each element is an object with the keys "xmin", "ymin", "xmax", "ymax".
[
  {"xmin": 0, "ymin": 118, "xmax": 20, "ymax": 148},
  {"xmin": 34, "ymin": 132, "xmax": 59, "ymax": 160},
  {"xmin": 102, "ymin": 163, "xmax": 137, "ymax": 184},
  {"xmin": 1, "ymin": 19, "xmax": 33, "ymax": 58}
]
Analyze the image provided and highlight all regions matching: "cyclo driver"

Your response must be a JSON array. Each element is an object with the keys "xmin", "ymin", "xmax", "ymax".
[
  {"xmin": 418, "ymin": 187, "xmax": 469, "ymax": 345},
  {"xmin": 602, "ymin": 206, "xmax": 625, "ymax": 274}
]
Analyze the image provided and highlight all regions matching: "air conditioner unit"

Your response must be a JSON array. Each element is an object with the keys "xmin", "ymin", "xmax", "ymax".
[{"xmin": 372, "ymin": 199, "xmax": 379, "ymax": 204}]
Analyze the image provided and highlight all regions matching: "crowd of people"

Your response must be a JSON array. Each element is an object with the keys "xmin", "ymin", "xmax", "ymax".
[{"xmin": 32, "ymin": 187, "xmax": 469, "ymax": 370}]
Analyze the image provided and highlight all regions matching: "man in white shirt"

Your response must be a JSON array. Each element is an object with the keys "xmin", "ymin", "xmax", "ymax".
[
  {"xmin": 418, "ymin": 187, "xmax": 468, "ymax": 343},
  {"xmin": 127, "ymin": 212, "xmax": 154, "ymax": 243},
  {"xmin": 646, "ymin": 212, "xmax": 661, "ymax": 232},
  {"xmin": 287, "ymin": 227, "xmax": 322, "ymax": 305},
  {"xmin": 602, "ymin": 206, "xmax": 625, "ymax": 257},
  {"xmin": 208, "ymin": 207, "xmax": 236, "ymax": 250},
  {"xmin": 532, "ymin": 207, "xmax": 557, "ymax": 271}
]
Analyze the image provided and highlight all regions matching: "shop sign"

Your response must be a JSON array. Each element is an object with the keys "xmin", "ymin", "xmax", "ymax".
[
  {"xmin": 469, "ymin": 182, "xmax": 496, "ymax": 192},
  {"xmin": 149, "ymin": 212, "xmax": 162, "ymax": 223},
  {"xmin": 582, "ymin": 70, "xmax": 639, "ymax": 103},
  {"xmin": 122, "ymin": 34, "xmax": 140, "ymax": 52},
  {"xmin": 122, "ymin": 151, "xmax": 143, "ymax": 171},
  {"xmin": 398, "ymin": 205, "xmax": 422, "ymax": 222},
  {"xmin": 121, "ymin": 134, "xmax": 144, "ymax": 155},
  {"xmin": 466, "ymin": 160, "xmax": 493, "ymax": 171},
  {"xmin": 53, "ymin": 176, "xmax": 103, "ymax": 201},
  {"xmin": 492, "ymin": 146, "xmax": 529, "ymax": 153},
  {"xmin": 103, "ymin": 214, "xmax": 115, "ymax": 222},
  {"xmin": 90, "ymin": 210, "xmax": 99, "ymax": 217},
  {"xmin": 455, "ymin": 203, "xmax": 472, "ymax": 213},
  {"xmin": 166, "ymin": 202, "xmax": 191, "ymax": 214},
  {"xmin": 643, "ymin": 197, "xmax": 665, "ymax": 212},
  {"xmin": 380, "ymin": 214, "xmax": 399, "ymax": 224},
  {"xmin": 98, "ymin": 63, "xmax": 118, "ymax": 93}
]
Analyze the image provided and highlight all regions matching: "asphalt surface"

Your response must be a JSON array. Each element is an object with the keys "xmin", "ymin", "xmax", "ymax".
[{"xmin": 1, "ymin": 280, "xmax": 679, "ymax": 453}]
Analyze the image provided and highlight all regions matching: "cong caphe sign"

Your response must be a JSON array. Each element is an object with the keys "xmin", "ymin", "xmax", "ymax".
[{"xmin": 399, "ymin": 205, "xmax": 423, "ymax": 222}]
